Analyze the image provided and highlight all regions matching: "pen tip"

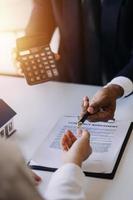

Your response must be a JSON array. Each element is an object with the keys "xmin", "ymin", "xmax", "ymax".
[{"xmin": 77, "ymin": 121, "xmax": 82, "ymax": 128}]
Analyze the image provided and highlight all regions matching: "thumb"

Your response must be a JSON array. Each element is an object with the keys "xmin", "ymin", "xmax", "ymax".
[
  {"xmin": 87, "ymin": 98, "xmax": 106, "ymax": 114},
  {"xmin": 54, "ymin": 53, "xmax": 61, "ymax": 61},
  {"xmin": 81, "ymin": 130, "xmax": 90, "ymax": 141}
]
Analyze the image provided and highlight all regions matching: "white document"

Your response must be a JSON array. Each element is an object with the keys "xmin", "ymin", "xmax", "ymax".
[{"xmin": 30, "ymin": 116, "xmax": 131, "ymax": 174}]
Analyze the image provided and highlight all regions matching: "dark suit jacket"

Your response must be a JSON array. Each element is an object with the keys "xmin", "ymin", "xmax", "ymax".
[{"xmin": 26, "ymin": 0, "xmax": 133, "ymax": 85}]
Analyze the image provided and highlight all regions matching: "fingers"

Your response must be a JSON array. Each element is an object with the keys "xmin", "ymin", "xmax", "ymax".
[
  {"xmin": 83, "ymin": 96, "xmax": 89, "ymax": 107},
  {"xmin": 31, "ymin": 171, "xmax": 42, "ymax": 186},
  {"xmin": 87, "ymin": 93, "xmax": 108, "ymax": 114},
  {"xmin": 80, "ymin": 96, "xmax": 90, "ymax": 120},
  {"xmin": 77, "ymin": 128, "xmax": 82, "ymax": 137},
  {"xmin": 82, "ymin": 130, "xmax": 92, "ymax": 155},
  {"xmin": 88, "ymin": 99, "xmax": 116, "ymax": 122},
  {"xmin": 61, "ymin": 129, "xmax": 91, "ymax": 151},
  {"xmin": 81, "ymin": 87, "xmax": 117, "ymax": 122},
  {"xmin": 67, "ymin": 130, "xmax": 77, "ymax": 143},
  {"xmin": 61, "ymin": 130, "xmax": 77, "ymax": 151},
  {"xmin": 81, "ymin": 96, "xmax": 89, "ymax": 113},
  {"xmin": 77, "ymin": 130, "xmax": 92, "ymax": 159},
  {"xmin": 54, "ymin": 53, "xmax": 61, "ymax": 61},
  {"xmin": 60, "ymin": 134, "xmax": 69, "ymax": 151},
  {"xmin": 61, "ymin": 129, "xmax": 92, "ymax": 166},
  {"xmin": 77, "ymin": 129, "xmax": 90, "ymax": 139},
  {"xmin": 88, "ymin": 109, "xmax": 115, "ymax": 122},
  {"xmin": 81, "ymin": 129, "xmax": 90, "ymax": 140}
]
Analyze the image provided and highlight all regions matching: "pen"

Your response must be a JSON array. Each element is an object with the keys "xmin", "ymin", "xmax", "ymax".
[
  {"xmin": 29, "ymin": 165, "xmax": 56, "ymax": 172},
  {"xmin": 77, "ymin": 111, "xmax": 91, "ymax": 128}
]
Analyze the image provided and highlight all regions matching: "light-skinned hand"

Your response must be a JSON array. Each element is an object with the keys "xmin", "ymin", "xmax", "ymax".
[
  {"xmin": 60, "ymin": 130, "xmax": 92, "ymax": 167},
  {"xmin": 31, "ymin": 171, "xmax": 42, "ymax": 186}
]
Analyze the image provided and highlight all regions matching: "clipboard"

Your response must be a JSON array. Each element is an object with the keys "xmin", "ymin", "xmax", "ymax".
[{"xmin": 28, "ymin": 117, "xmax": 133, "ymax": 179}]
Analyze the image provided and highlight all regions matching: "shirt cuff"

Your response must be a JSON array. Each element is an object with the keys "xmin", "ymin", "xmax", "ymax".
[
  {"xmin": 106, "ymin": 76, "xmax": 133, "ymax": 97},
  {"xmin": 50, "ymin": 163, "xmax": 85, "ymax": 186},
  {"xmin": 45, "ymin": 163, "xmax": 86, "ymax": 200}
]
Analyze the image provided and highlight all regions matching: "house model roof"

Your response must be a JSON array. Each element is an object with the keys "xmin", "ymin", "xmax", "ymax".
[{"xmin": 0, "ymin": 99, "xmax": 16, "ymax": 128}]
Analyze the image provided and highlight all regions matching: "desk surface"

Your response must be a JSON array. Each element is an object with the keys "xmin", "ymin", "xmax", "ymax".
[{"xmin": 0, "ymin": 76, "xmax": 133, "ymax": 200}]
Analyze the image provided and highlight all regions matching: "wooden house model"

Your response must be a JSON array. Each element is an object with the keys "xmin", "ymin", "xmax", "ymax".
[{"xmin": 0, "ymin": 99, "xmax": 16, "ymax": 138}]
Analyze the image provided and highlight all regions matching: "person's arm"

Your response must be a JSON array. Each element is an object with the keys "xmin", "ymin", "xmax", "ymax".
[
  {"xmin": 45, "ymin": 130, "xmax": 92, "ymax": 200},
  {"xmin": 45, "ymin": 163, "xmax": 86, "ymax": 200},
  {"xmin": 116, "ymin": 54, "xmax": 133, "ymax": 84},
  {"xmin": 105, "ymin": 41, "xmax": 133, "ymax": 98},
  {"xmin": 80, "ymin": 31, "xmax": 133, "ymax": 121},
  {"xmin": 0, "ymin": 139, "xmax": 43, "ymax": 200},
  {"xmin": 80, "ymin": 75, "xmax": 133, "ymax": 122},
  {"xmin": 105, "ymin": 76, "xmax": 133, "ymax": 97},
  {"xmin": 26, "ymin": 0, "xmax": 56, "ymax": 43}
]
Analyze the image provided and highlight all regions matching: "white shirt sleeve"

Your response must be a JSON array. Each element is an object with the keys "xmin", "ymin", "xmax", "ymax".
[
  {"xmin": 105, "ymin": 76, "xmax": 133, "ymax": 97},
  {"xmin": 45, "ymin": 163, "xmax": 87, "ymax": 200}
]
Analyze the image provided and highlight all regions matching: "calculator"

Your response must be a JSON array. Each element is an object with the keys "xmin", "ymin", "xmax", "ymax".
[{"xmin": 16, "ymin": 35, "xmax": 59, "ymax": 85}]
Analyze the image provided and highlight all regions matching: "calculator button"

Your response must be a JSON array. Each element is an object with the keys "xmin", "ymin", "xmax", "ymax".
[
  {"xmin": 24, "ymin": 61, "xmax": 29, "ymax": 65},
  {"xmin": 28, "ymin": 72, "xmax": 32, "ymax": 77},
  {"xmin": 47, "ymin": 70, "xmax": 52, "ymax": 77},
  {"xmin": 19, "ymin": 50, "xmax": 30, "ymax": 56},
  {"xmin": 42, "ymin": 57, "xmax": 47, "ymax": 61},
  {"xmin": 30, "ymin": 78, "xmax": 35, "ymax": 82},
  {"xmin": 39, "ymin": 64, "xmax": 43, "ymax": 68},
  {"xmin": 48, "ymin": 56, "xmax": 53, "ymax": 59},
  {"xmin": 33, "ymin": 65, "xmax": 37, "ymax": 69},
  {"xmin": 31, "ymin": 60, "xmax": 35, "ymax": 64},
  {"xmin": 26, "ymin": 67, "xmax": 31, "ymax": 71},
  {"xmin": 41, "ymin": 74, "xmax": 46, "ymax": 79},
  {"xmin": 35, "ymin": 54, "xmax": 39, "ymax": 58},
  {"xmin": 36, "ymin": 76, "xmax": 41, "ymax": 81},
  {"xmin": 46, "ymin": 51, "xmax": 51, "ymax": 55},
  {"xmin": 45, "ymin": 47, "xmax": 50, "ymax": 51},
  {"xmin": 34, "ymin": 71, "xmax": 39, "ymax": 75},
  {"xmin": 52, "ymin": 69, "xmax": 59, "ymax": 76},
  {"xmin": 41, "ymin": 53, "xmax": 45, "ymax": 56},
  {"xmin": 51, "ymin": 64, "xmax": 56, "ymax": 68},
  {"xmin": 37, "ymin": 59, "xmax": 41, "ymax": 62},
  {"xmin": 49, "ymin": 60, "xmax": 54, "ymax": 64},
  {"xmin": 40, "ymin": 69, "xmax": 45, "ymax": 73},
  {"xmin": 45, "ymin": 66, "xmax": 50, "ymax": 69},
  {"xmin": 29, "ymin": 55, "xmax": 34, "ymax": 59},
  {"xmin": 22, "ymin": 56, "xmax": 27, "ymax": 61},
  {"xmin": 44, "ymin": 61, "xmax": 48, "ymax": 65}
]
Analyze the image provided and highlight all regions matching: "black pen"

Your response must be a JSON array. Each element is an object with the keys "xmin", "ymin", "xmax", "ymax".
[
  {"xmin": 29, "ymin": 164, "xmax": 56, "ymax": 172},
  {"xmin": 77, "ymin": 111, "xmax": 91, "ymax": 128}
]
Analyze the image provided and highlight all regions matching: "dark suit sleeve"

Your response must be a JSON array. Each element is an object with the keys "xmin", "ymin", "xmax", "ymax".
[
  {"xmin": 26, "ymin": 0, "xmax": 56, "ymax": 42},
  {"xmin": 117, "ymin": 56, "xmax": 133, "ymax": 82}
]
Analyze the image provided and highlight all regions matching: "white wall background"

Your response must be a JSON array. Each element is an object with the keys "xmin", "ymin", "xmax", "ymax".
[
  {"xmin": 0, "ymin": 0, "xmax": 33, "ymax": 31},
  {"xmin": 0, "ymin": 0, "xmax": 59, "ymax": 74}
]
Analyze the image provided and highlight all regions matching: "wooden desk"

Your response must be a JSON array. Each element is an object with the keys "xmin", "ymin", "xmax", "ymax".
[{"xmin": 0, "ymin": 76, "xmax": 133, "ymax": 200}]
